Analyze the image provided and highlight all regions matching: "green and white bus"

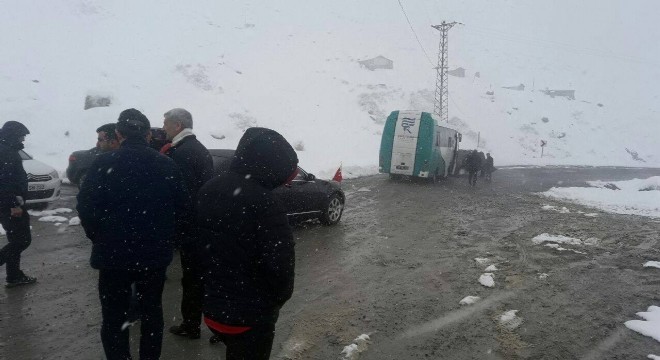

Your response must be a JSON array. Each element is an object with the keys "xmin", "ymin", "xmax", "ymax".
[{"xmin": 379, "ymin": 110, "xmax": 461, "ymax": 181}]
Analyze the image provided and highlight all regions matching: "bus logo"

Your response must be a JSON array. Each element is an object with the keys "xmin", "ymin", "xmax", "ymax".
[{"xmin": 401, "ymin": 117, "xmax": 416, "ymax": 134}]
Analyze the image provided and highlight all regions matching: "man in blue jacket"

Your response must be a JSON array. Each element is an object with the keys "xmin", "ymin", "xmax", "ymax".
[
  {"xmin": 77, "ymin": 109, "xmax": 190, "ymax": 360},
  {"xmin": 0, "ymin": 121, "xmax": 36, "ymax": 288}
]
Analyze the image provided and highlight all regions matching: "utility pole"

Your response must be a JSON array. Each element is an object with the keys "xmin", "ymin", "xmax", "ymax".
[{"xmin": 432, "ymin": 21, "xmax": 459, "ymax": 122}]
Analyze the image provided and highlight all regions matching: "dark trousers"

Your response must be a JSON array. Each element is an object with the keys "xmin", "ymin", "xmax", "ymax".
[
  {"xmin": 0, "ymin": 212, "xmax": 32, "ymax": 281},
  {"xmin": 210, "ymin": 324, "xmax": 276, "ymax": 360},
  {"xmin": 468, "ymin": 171, "xmax": 478, "ymax": 186},
  {"xmin": 98, "ymin": 268, "xmax": 166, "ymax": 360},
  {"xmin": 179, "ymin": 243, "xmax": 204, "ymax": 328}
]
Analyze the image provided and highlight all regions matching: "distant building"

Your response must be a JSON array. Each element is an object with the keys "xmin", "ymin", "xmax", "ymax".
[
  {"xmin": 84, "ymin": 95, "xmax": 112, "ymax": 110},
  {"xmin": 358, "ymin": 56, "xmax": 393, "ymax": 71},
  {"xmin": 503, "ymin": 83, "xmax": 525, "ymax": 91},
  {"xmin": 541, "ymin": 89, "xmax": 576, "ymax": 100},
  {"xmin": 448, "ymin": 67, "xmax": 466, "ymax": 77}
]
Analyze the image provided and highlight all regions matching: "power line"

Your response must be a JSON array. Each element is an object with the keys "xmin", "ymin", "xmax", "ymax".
[{"xmin": 396, "ymin": 0, "xmax": 435, "ymax": 67}]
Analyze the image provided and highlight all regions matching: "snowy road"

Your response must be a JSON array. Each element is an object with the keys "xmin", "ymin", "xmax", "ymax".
[{"xmin": 2, "ymin": 167, "xmax": 660, "ymax": 359}]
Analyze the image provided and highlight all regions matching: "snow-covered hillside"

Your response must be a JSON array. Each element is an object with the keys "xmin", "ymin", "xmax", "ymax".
[{"xmin": 1, "ymin": 0, "xmax": 658, "ymax": 179}]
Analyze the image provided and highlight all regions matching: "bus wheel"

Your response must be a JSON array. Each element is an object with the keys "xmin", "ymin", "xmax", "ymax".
[
  {"xmin": 448, "ymin": 161, "xmax": 456, "ymax": 176},
  {"xmin": 430, "ymin": 170, "xmax": 439, "ymax": 183}
]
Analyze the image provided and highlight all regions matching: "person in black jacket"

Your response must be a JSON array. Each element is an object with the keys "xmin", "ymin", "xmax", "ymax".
[
  {"xmin": 483, "ymin": 153, "xmax": 495, "ymax": 181},
  {"xmin": 465, "ymin": 150, "xmax": 482, "ymax": 186},
  {"xmin": 197, "ymin": 127, "xmax": 298, "ymax": 360},
  {"xmin": 77, "ymin": 109, "xmax": 190, "ymax": 360},
  {"xmin": 161, "ymin": 108, "xmax": 214, "ymax": 339},
  {"xmin": 0, "ymin": 121, "xmax": 37, "ymax": 288}
]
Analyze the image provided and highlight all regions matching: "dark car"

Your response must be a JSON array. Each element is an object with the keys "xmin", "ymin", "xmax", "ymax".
[
  {"xmin": 209, "ymin": 149, "xmax": 345, "ymax": 225},
  {"xmin": 66, "ymin": 128, "xmax": 170, "ymax": 187}
]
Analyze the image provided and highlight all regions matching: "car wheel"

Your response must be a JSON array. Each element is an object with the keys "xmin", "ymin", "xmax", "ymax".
[{"xmin": 319, "ymin": 194, "xmax": 344, "ymax": 226}]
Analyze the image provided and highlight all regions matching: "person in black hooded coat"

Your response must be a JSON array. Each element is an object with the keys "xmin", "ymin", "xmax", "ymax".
[
  {"xmin": 197, "ymin": 127, "xmax": 298, "ymax": 360},
  {"xmin": 0, "ymin": 121, "xmax": 37, "ymax": 287}
]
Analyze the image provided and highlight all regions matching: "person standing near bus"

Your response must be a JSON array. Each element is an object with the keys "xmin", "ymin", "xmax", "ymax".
[
  {"xmin": 483, "ymin": 153, "xmax": 495, "ymax": 181},
  {"xmin": 465, "ymin": 150, "xmax": 482, "ymax": 186}
]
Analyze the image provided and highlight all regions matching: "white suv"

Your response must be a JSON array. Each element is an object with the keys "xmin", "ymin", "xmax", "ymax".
[{"xmin": 20, "ymin": 150, "xmax": 62, "ymax": 209}]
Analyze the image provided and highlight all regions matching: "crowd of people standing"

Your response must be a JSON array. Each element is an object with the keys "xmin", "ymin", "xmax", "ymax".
[
  {"xmin": 1, "ymin": 109, "xmax": 493, "ymax": 359},
  {"xmin": 1, "ymin": 107, "xmax": 298, "ymax": 360}
]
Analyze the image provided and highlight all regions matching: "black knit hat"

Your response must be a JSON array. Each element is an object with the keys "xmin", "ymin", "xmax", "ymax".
[
  {"xmin": 0, "ymin": 121, "xmax": 30, "ymax": 138},
  {"xmin": 117, "ymin": 108, "xmax": 150, "ymax": 131}
]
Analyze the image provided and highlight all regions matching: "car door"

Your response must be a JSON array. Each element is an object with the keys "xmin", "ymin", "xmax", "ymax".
[{"xmin": 273, "ymin": 167, "xmax": 320, "ymax": 216}]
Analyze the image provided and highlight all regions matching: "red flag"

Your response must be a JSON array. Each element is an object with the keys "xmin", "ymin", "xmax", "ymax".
[{"xmin": 332, "ymin": 165, "xmax": 342, "ymax": 182}]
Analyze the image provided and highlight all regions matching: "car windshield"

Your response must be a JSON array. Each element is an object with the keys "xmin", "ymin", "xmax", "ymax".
[{"xmin": 18, "ymin": 150, "xmax": 32, "ymax": 160}]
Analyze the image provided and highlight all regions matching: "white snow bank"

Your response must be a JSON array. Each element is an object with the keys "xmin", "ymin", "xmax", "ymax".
[
  {"xmin": 499, "ymin": 310, "xmax": 523, "ymax": 330},
  {"xmin": 340, "ymin": 334, "xmax": 371, "ymax": 360},
  {"xmin": 590, "ymin": 177, "xmax": 660, "ymax": 192},
  {"xmin": 341, "ymin": 344, "xmax": 359, "ymax": 359},
  {"xmin": 648, "ymin": 355, "xmax": 660, "ymax": 360},
  {"xmin": 643, "ymin": 261, "xmax": 660, "ymax": 269},
  {"xmin": 68, "ymin": 217, "xmax": 81, "ymax": 226},
  {"xmin": 544, "ymin": 243, "xmax": 586, "ymax": 254},
  {"xmin": 474, "ymin": 258, "xmax": 490, "ymax": 264},
  {"xmin": 29, "ymin": 208, "xmax": 73, "ymax": 217},
  {"xmin": 539, "ymin": 273, "xmax": 549, "ymax": 279},
  {"xmin": 484, "ymin": 265, "xmax": 498, "ymax": 272},
  {"xmin": 38, "ymin": 216, "xmax": 69, "ymax": 223},
  {"xmin": 541, "ymin": 204, "xmax": 571, "ymax": 213},
  {"xmin": 479, "ymin": 273, "xmax": 495, "ymax": 288},
  {"xmin": 532, "ymin": 233, "xmax": 582, "ymax": 246},
  {"xmin": 625, "ymin": 306, "xmax": 660, "ymax": 343},
  {"xmin": 459, "ymin": 296, "xmax": 481, "ymax": 305},
  {"xmin": 542, "ymin": 177, "xmax": 660, "ymax": 218},
  {"xmin": 0, "ymin": 226, "xmax": 5, "ymax": 236}
]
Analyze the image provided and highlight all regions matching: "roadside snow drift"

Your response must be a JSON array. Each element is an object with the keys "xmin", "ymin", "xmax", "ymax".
[{"xmin": 542, "ymin": 177, "xmax": 660, "ymax": 218}]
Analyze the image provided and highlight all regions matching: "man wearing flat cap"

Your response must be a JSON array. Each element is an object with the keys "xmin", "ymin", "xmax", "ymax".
[
  {"xmin": 77, "ymin": 108, "xmax": 191, "ymax": 360},
  {"xmin": 0, "ymin": 120, "xmax": 37, "ymax": 288}
]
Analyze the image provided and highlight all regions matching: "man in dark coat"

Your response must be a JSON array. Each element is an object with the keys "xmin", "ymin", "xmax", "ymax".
[
  {"xmin": 483, "ymin": 153, "xmax": 495, "ymax": 181},
  {"xmin": 77, "ymin": 109, "xmax": 190, "ymax": 360},
  {"xmin": 0, "ymin": 121, "xmax": 37, "ymax": 287},
  {"xmin": 161, "ymin": 108, "xmax": 214, "ymax": 339},
  {"xmin": 197, "ymin": 127, "xmax": 298, "ymax": 360},
  {"xmin": 465, "ymin": 149, "xmax": 482, "ymax": 186}
]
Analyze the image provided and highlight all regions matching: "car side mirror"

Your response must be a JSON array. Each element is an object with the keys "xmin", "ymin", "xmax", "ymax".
[{"xmin": 306, "ymin": 173, "xmax": 316, "ymax": 181}]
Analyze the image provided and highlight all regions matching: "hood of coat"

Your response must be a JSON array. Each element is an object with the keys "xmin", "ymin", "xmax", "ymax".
[
  {"xmin": 230, "ymin": 127, "xmax": 298, "ymax": 190},
  {"xmin": 0, "ymin": 121, "xmax": 29, "ymax": 150}
]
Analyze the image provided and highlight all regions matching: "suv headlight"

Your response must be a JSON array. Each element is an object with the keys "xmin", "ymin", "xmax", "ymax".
[{"xmin": 49, "ymin": 170, "xmax": 59, "ymax": 179}]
